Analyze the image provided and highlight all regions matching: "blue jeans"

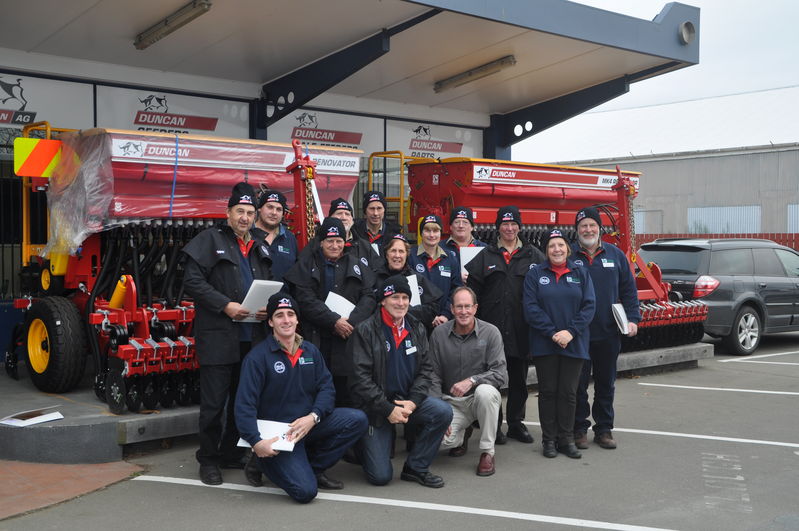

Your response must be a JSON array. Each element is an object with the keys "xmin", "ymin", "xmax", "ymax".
[
  {"xmin": 256, "ymin": 407, "xmax": 367, "ymax": 503},
  {"xmin": 575, "ymin": 336, "xmax": 621, "ymax": 435},
  {"xmin": 357, "ymin": 397, "xmax": 452, "ymax": 486}
]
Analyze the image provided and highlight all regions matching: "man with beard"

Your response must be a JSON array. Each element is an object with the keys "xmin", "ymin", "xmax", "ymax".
[{"xmin": 571, "ymin": 207, "xmax": 640, "ymax": 450}]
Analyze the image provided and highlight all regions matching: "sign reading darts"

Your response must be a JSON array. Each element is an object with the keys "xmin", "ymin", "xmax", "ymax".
[
  {"xmin": 133, "ymin": 94, "xmax": 218, "ymax": 133},
  {"xmin": 408, "ymin": 124, "xmax": 463, "ymax": 157}
]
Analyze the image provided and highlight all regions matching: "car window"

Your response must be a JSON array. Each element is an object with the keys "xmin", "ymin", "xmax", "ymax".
[
  {"xmin": 753, "ymin": 248, "xmax": 786, "ymax": 276},
  {"xmin": 774, "ymin": 249, "xmax": 799, "ymax": 278},
  {"xmin": 709, "ymin": 249, "xmax": 753, "ymax": 275},
  {"xmin": 638, "ymin": 247, "xmax": 706, "ymax": 275}
]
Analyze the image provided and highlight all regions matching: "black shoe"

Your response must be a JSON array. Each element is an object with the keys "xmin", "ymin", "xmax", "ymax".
[
  {"xmin": 495, "ymin": 427, "xmax": 508, "ymax": 445},
  {"xmin": 200, "ymin": 464, "xmax": 223, "ymax": 485},
  {"xmin": 448, "ymin": 426, "xmax": 472, "ymax": 457},
  {"xmin": 400, "ymin": 465, "xmax": 445, "ymax": 488},
  {"xmin": 341, "ymin": 447, "xmax": 361, "ymax": 465},
  {"xmin": 506, "ymin": 422, "xmax": 534, "ymax": 444},
  {"xmin": 542, "ymin": 441, "xmax": 557, "ymax": 458},
  {"xmin": 316, "ymin": 472, "xmax": 344, "ymax": 490},
  {"xmin": 244, "ymin": 454, "xmax": 263, "ymax": 487},
  {"xmin": 557, "ymin": 442, "xmax": 582, "ymax": 459}
]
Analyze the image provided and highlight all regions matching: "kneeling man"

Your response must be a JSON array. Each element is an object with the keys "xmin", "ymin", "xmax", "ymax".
[
  {"xmin": 348, "ymin": 275, "xmax": 452, "ymax": 488},
  {"xmin": 429, "ymin": 287, "xmax": 507, "ymax": 476},
  {"xmin": 235, "ymin": 293, "xmax": 367, "ymax": 503}
]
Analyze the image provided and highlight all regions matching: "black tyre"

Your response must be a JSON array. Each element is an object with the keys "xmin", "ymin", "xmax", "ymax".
[
  {"xmin": 24, "ymin": 296, "xmax": 88, "ymax": 393},
  {"xmin": 126, "ymin": 376, "xmax": 142, "ymax": 413},
  {"xmin": 105, "ymin": 370, "xmax": 126, "ymax": 415},
  {"xmin": 141, "ymin": 374, "xmax": 160, "ymax": 409},
  {"xmin": 723, "ymin": 305, "xmax": 761, "ymax": 355}
]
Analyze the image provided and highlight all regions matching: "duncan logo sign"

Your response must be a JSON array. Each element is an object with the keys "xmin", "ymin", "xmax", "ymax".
[
  {"xmin": 0, "ymin": 77, "xmax": 37, "ymax": 125},
  {"xmin": 133, "ymin": 94, "xmax": 219, "ymax": 133},
  {"xmin": 408, "ymin": 124, "xmax": 462, "ymax": 157},
  {"xmin": 290, "ymin": 112, "xmax": 363, "ymax": 146}
]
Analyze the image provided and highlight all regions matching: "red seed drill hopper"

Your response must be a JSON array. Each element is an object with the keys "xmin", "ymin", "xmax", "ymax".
[
  {"xmin": 404, "ymin": 157, "xmax": 707, "ymax": 352},
  {"xmin": 10, "ymin": 125, "xmax": 360, "ymax": 413}
]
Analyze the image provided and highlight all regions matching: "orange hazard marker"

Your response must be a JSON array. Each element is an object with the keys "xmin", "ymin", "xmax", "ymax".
[{"xmin": 13, "ymin": 138, "xmax": 62, "ymax": 177}]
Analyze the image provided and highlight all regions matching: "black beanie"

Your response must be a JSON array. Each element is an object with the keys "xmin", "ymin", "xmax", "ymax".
[
  {"xmin": 328, "ymin": 197, "xmax": 353, "ymax": 217},
  {"xmin": 379, "ymin": 275, "xmax": 412, "ymax": 301},
  {"xmin": 419, "ymin": 214, "xmax": 442, "ymax": 231},
  {"xmin": 542, "ymin": 228, "xmax": 569, "ymax": 250},
  {"xmin": 449, "ymin": 206, "xmax": 475, "ymax": 226},
  {"xmin": 575, "ymin": 207, "xmax": 602, "ymax": 229},
  {"xmin": 495, "ymin": 205, "xmax": 521, "ymax": 230},
  {"xmin": 257, "ymin": 189, "xmax": 287, "ymax": 210},
  {"xmin": 319, "ymin": 217, "xmax": 346, "ymax": 240},
  {"xmin": 228, "ymin": 182, "xmax": 256, "ymax": 208},
  {"xmin": 363, "ymin": 190, "xmax": 387, "ymax": 212},
  {"xmin": 266, "ymin": 293, "xmax": 299, "ymax": 321}
]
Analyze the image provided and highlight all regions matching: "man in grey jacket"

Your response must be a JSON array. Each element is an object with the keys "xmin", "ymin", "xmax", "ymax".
[{"xmin": 429, "ymin": 286, "xmax": 508, "ymax": 476}]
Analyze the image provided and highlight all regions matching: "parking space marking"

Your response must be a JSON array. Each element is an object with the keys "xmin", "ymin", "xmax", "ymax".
[
  {"xmin": 718, "ymin": 350, "xmax": 799, "ymax": 363},
  {"xmin": 134, "ymin": 475, "xmax": 676, "ymax": 530},
  {"xmin": 637, "ymin": 382, "xmax": 799, "ymax": 396},
  {"xmin": 725, "ymin": 360, "xmax": 799, "ymax": 366},
  {"xmin": 522, "ymin": 422, "xmax": 799, "ymax": 448}
]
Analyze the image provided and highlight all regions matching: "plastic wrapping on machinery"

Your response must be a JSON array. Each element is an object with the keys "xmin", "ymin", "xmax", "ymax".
[{"xmin": 41, "ymin": 129, "xmax": 362, "ymax": 256}]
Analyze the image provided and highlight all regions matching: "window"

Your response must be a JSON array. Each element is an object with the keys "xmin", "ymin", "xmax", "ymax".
[
  {"xmin": 687, "ymin": 206, "xmax": 760, "ymax": 234},
  {"xmin": 753, "ymin": 248, "xmax": 785, "ymax": 276},
  {"xmin": 774, "ymin": 249, "xmax": 799, "ymax": 278},
  {"xmin": 709, "ymin": 249, "xmax": 753, "ymax": 276},
  {"xmin": 638, "ymin": 247, "xmax": 706, "ymax": 275}
]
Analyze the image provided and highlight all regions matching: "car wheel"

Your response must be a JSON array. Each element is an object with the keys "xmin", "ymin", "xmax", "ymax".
[{"xmin": 723, "ymin": 305, "xmax": 761, "ymax": 355}]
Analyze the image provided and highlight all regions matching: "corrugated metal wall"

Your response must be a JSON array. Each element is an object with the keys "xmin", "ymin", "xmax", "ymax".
[
  {"xmin": 573, "ymin": 144, "xmax": 799, "ymax": 234},
  {"xmin": 686, "ymin": 205, "xmax": 761, "ymax": 233}
]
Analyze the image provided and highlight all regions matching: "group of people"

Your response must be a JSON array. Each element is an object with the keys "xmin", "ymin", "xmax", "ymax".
[{"xmin": 181, "ymin": 181, "xmax": 640, "ymax": 503}]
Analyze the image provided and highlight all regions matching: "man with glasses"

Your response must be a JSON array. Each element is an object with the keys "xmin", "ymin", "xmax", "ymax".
[{"xmin": 428, "ymin": 286, "xmax": 507, "ymax": 476}]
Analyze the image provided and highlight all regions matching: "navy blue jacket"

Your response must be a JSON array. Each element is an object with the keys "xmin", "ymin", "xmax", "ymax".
[
  {"xmin": 523, "ymin": 259, "xmax": 596, "ymax": 360},
  {"xmin": 408, "ymin": 245, "xmax": 462, "ymax": 319},
  {"xmin": 264, "ymin": 224, "xmax": 298, "ymax": 282},
  {"xmin": 235, "ymin": 335, "xmax": 335, "ymax": 447},
  {"xmin": 571, "ymin": 242, "xmax": 640, "ymax": 341}
]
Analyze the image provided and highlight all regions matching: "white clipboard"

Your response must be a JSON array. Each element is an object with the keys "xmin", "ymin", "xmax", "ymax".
[
  {"xmin": 406, "ymin": 274, "xmax": 421, "ymax": 307},
  {"xmin": 612, "ymin": 303, "xmax": 631, "ymax": 335},
  {"xmin": 459, "ymin": 247, "xmax": 484, "ymax": 274},
  {"xmin": 237, "ymin": 420, "xmax": 295, "ymax": 452},
  {"xmin": 239, "ymin": 280, "xmax": 284, "ymax": 322},
  {"xmin": 325, "ymin": 291, "xmax": 356, "ymax": 319}
]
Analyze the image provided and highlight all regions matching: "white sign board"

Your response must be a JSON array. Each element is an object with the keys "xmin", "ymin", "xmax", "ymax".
[
  {"xmin": 96, "ymin": 86, "xmax": 249, "ymax": 137},
  {"xmin": 269, "ymin": 108, "xmax": 384, "ymax": 155},
  {"xmin": 386, "ymin": 120, "xmax": 482, "ymax": 159}
]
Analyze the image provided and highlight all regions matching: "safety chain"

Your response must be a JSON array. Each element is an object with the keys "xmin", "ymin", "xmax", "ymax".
[{"xmin": 305, "ymin": 166, "xmax": 316, "ymax": 241}]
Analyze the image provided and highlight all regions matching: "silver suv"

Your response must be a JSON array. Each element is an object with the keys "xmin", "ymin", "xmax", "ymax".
[{"xmin": 638, "ymin": 238, "xmax": 799, "ymax": 355}]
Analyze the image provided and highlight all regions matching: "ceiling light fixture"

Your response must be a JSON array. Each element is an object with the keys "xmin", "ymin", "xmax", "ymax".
[
  {"xmin": 433, "ymin": 55, "xmax": 517, "ymax": 93},
  {"xmin": 134, "ymin": 0, "xmax": 212, "ymax": 50}
]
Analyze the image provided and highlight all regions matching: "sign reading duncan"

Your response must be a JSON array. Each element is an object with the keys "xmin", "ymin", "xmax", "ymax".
[
  {"xmin": 473, "ymin": 165, "xmax": 639, "ymax": 191},
  {"xmin": 386, "ymin": 120, "xmax": 481, "ymax": 159},
  {"xmin": 270, "ymin": 109, "xmax": 383, "ymax": 154},
  {"xmin": 96, "ymin": 86, "xmax": 249, "ymax": 137}
]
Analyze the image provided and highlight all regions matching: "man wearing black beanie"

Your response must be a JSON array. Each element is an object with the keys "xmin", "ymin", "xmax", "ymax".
[
  {"xmin": 571, "ymin": 206, "xmax": 640, "ymax": 451},
  {"xmin": 352, "ymin": 190, "xmax": 402, "ymax": 256},
  {"xmin": 182, "ymin": 181, "xmax": 274, "ymax": 486},
  {"xmin": 465, "ymin": 205, "xmax": 545, "ymax": 446},
  {"xmin": 348, "ymin": 275, "xmax": 452, "ymax": 488}
]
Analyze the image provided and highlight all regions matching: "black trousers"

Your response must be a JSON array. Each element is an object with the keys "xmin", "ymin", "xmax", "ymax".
[
  {"xmin": 505, "ymin": 356, "xmax": 530, "ymax": 424},
  {"xmin": 196, "ymin": 342, "xmax": 250, "ymax": 466},
  {"xmin": 533, "ymin": 354, "xmax": 584, "ymax": 444}
]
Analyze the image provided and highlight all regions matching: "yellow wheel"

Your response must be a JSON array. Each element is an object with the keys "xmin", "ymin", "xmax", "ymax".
[
  {"xmin": 24, "ymin": 296, "xmax": 87, "ymax": 393},
  {"xmin": 40, "ymin": 268, "xmax": 51, "ymax": 292},
  {"xmin": 27, "ymin": 318, "xmax": 50, "ymax": 374}
]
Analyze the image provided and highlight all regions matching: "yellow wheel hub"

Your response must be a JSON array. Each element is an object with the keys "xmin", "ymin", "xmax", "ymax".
[
  {"xmin": 27, "ymin": 318, "xmax": 50, "ymax": 374},
  {"xmin": 41, "ymin": 268, "xmax": 51, "ymax": 291}
]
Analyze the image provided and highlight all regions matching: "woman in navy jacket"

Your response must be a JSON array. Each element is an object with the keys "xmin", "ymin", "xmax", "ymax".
[{"xmin": 523, "ymin": 229, "xmax": 595, "ymax": 459}]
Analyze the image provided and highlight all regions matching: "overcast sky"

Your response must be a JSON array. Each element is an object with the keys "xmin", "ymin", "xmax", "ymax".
[{"xmin": 513, "ymin": 0, "xmax": 799, "ymax": 161}]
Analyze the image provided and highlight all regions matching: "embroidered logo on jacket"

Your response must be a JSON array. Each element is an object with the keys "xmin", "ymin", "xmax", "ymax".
[
  {"xmin": 353, "ymin": 265, "xmax": 361, "ymax": 276},
  {"xmin": 539, "ymin": 277, "xmax": 550, "ymax": 285},
  {"xmin": 274, "ymin": 361, "xmax": 286, "ymax": 373}
]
